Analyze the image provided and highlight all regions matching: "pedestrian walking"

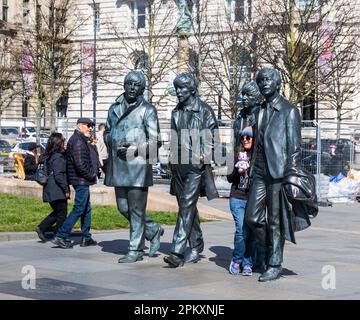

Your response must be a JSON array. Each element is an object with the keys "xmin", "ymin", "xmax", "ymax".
[
  {"xmin": 52, "ymin": 118, "xmax": 99, "ymax": 249},
  {"xmin": 35, "ymin": 133, "xmax": 70, "ymax": 242}
]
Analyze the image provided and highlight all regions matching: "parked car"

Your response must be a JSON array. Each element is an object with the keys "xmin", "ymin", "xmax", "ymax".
[
  {"xmin": 9, "ymin": 142, "xmax": 46, "ymax": 159},
  {"xmin": 20, "ymin": 132, "xmax": 50, "ymax": 145},
  {"xmin": 0, "ymin": 139, "xmax": 12, "ymax": 155},
  {"xmin": 0, "ymin": 121, "xmax": 37, "ymax": 139},
  {"xmin": 0, "ymin": 140, "xmax": 14, "ymax": 172},
  {"xmin": 0, "ymin": 127, "xmax": 19, "ymax": 146},
  {"xmin": 152, "ymin": 162, "xmax": 171, "ymax": 179}
]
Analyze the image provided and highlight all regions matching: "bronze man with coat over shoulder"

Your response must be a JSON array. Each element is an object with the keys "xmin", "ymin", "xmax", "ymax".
[{"xmin": 245, "ymin": 67, "xmax": 317, "ymax": 282}]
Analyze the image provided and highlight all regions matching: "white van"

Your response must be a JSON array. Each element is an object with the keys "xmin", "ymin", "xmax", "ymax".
[{"xmin": 0, "ymin": 120, "xmax": 37, "ymax": 138}]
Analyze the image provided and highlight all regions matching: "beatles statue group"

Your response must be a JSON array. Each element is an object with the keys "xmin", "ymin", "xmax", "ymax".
[{"xmin": 103, "ymin": 68, "xmax": 318, "ymax": 282}]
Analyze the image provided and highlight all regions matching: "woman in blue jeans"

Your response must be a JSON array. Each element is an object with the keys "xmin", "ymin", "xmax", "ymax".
[{"xmin": 227, "ymin": 126, "xmax": 261, "ymax": 276}]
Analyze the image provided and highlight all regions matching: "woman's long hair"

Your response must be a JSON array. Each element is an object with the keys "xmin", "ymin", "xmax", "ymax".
[{"xmin": 45, "ymin": 132, "xmax": 65, "ymax": 157}]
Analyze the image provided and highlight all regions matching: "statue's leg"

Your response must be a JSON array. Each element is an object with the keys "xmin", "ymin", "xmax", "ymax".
[
  {"xmin": 266, "ymin": 179, "xmax": 285, "ymax": 267},
  {"xmin": 245, "ymin": 176, "xmax": 267, "ymax": 245},
  {"xmin": 171, "ymin": 171, "xmax": 202, "ymax": 258},
  {"xmin": 115, "ymin": 187, "xmax": 130, "ymax": 221},
  {"xmin": 126, "ymin": 187, "xmax": 148, "ymax": 252},
  {"xmin": 188, "ymin": 208, "xmax": 204, "ymax": 253}
]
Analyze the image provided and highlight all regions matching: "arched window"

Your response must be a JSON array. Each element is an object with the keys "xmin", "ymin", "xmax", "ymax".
[{"xmin": 227, "ymin": 0, "xmax": 252, "ymax": 23}]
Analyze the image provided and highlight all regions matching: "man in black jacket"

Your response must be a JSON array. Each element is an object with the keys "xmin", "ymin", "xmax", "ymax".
[
  {"xmin": 52, "ymin": 118, "xmax": 99, "ymax": 249},
  {"xmin": 245, "ymin": 68, "xmax": 302, "ymax": 282}
]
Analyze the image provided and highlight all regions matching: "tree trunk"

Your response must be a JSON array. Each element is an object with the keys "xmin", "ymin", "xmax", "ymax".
[
  {"xmin": 36, "ymin": 99, "xmax": 42, "ymax": 145},
  {"xmin": 336, "ymin": 107, "xmax": 341, "ymax": 139},
  {"xmin": 50, "ymin": 73, "xmax": 56, "ymax": 133}
]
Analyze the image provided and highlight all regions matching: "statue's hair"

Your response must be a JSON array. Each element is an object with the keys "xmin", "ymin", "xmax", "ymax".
[
  {"xmin": 173, "ymin": 72, "xmax": 198, "ymax": 92},
  {"xmin": 241, "ymin": 81, "xmax": 262, "ymax": 103},
  {"xmin": 255, "ymin": 67, "xmax": 282, "ymax": 89},
  {"xmin": 124, "ymin": 71, "xmax": 146, "ymax": 91}
]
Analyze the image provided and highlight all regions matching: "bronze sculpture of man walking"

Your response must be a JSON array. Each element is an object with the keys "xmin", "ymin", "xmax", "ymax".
[{"xmin": 164, "ymin": 72, "xmax": 219, "ymax": 268}]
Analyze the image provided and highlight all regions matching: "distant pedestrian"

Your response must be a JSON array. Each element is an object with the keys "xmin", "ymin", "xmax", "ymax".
[
  {"xmin": 52, "ymin": 118, "xmax": 99, "ymax": 249},
  {"xmin": 24, "ymin": 142, "xmax": 42, "ymax": 181},
  {"xmin": 35, "ymin": 133, "xmax": 70, "ymax": 242},
  {"xmin": 96, "ymin": 123, "xmax": 108, "ymax": 175}
]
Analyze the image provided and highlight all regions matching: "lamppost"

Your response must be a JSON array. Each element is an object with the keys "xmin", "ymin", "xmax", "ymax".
[{"xmin": 91, "ymin": 0, "xmax": 97, "ymax": 131}]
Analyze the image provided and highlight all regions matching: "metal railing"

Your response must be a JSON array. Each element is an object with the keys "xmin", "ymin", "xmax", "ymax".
[{"xmin": 1, "ymin": 116, "xmax": 360, "ymax": 203}]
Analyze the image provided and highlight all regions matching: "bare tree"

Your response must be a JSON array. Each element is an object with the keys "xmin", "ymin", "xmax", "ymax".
[
  {"xmin": 105, "ymin": 0, "xmax": 178, "ymax": 105},
  {"xmin": 251, "ymin": 0, "xmax": 358, "ymax": 112},
  {"xmin": 16, "ymin": 0, "xmax": 89, "ymax": 136},
  {"xmin": 199, "ymin": 1, "xmax": 260, "ymax": 119},
  {"xmin": 0, "ymin": 36, "xmax": 20, "ymax": 117},
  {"xmin": 320, "ymin": 27, "xmax": 360, "ymax": 137}
]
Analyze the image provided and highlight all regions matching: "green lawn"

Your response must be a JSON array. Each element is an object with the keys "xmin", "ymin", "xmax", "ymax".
[{"xmin": 0, "ymin": 193, "xmax": 200, "ymax": 232}]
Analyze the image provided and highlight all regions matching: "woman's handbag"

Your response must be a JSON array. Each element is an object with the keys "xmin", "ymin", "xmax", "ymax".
[{"xmin": 34, "ymin": 158, "xmax": 52, "ymax": 186}]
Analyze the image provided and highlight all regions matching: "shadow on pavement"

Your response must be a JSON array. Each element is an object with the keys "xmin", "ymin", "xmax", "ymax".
[
  {"xmin": 98, "ymin": 239, "xmax": 129, "ymax": 255},
  {"xmin": 208, "ymin": 246, "xmax": 232, "ymax": 271},
  {"xmin": 98, "ymin": 239, "xmax": 176, "ymax": 257},
  {"xmin": 282, "ymin": 268, "xmax": 297, "ymax": 276}
]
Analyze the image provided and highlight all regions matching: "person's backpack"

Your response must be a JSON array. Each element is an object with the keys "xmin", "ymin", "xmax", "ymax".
[{"xmin": 34, "ymin": 158, "xmax": 52, "ymax": 186}]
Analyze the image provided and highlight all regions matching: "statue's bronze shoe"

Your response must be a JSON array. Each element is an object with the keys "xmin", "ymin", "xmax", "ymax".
[
  {"xmin": 163, "ymin": 255, "xmax": 184, "ymax": 268},
  {"xmin": 258, "ymin": 266, "xmax": 282, "ymax": 282},
  {"xmin": 184, "ymin": 249, "xmax": 201, "ymax": 263},
  {"xmin": 118, "ymin": 252, "xmax": 144, "ymax": 263}
]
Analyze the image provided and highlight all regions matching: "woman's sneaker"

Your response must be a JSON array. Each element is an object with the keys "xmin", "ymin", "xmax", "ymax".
[
  {"xmin": 242, "ymin": 264, "xmax": 253, "ymax": 276},
  {"xmin": 229, "ymin": 260, "xmax": 241, "ymax": 275}
]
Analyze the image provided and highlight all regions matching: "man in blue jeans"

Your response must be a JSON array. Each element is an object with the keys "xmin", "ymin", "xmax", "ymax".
[{"xmin": 52, "ymin": 117, "xmax": 100, "ymax": 249}]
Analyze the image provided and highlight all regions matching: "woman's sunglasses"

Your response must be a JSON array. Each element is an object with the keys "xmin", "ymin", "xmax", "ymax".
[{"xmin": 240, "ymin": 136, "xmax": 252, "ymax": 141}]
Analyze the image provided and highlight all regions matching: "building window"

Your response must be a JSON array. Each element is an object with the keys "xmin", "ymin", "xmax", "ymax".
[
  {"xmin": 23, "ymin": 9, "xmax": 30, "ymax": 25},
  {"xmin": 23, "ymin": 0, "xmax": 30, "ymax": 25},
  {"xmin": 131, "ymin": 1, "xmax": 147, "ymax": 29},
  {"xmin": 2, "ymin": 0, "xmax": 8, "ymax": 22},
  {"xmin": 296, "ymin": 0, "xmax": 320, "ymax": 11},
  {"xmin": 228, "ymin": 0, "xmax": 251, "ymax": 23}
]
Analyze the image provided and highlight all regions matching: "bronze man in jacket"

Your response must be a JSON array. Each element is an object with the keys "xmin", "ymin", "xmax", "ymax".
[
  {"xmin": 245, "ymin": 68, "xmax": 302, "ymax": 282},
  {"xmin": 104, "ymin": 71, "xmax": 163, "ymax": 263},
  {"xmin": 164, "ymin": 72, "xmax": 219, "ymax": 268}
]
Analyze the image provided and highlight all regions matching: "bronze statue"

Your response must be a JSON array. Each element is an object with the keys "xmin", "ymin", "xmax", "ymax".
[
  {"xmin": 245, "ymin": 68, "xmax": 318, "ymax": 282},
  {"xmin": 233, "ymin": 81, "xmax": 262, "ymax": 149},
  {"xmin": 104, "ymin": 71, "xmax": 163, "ymax": 263},
  {"xmin": 164, "ymin": 72, "xmax": 219, "ymax": 268}
]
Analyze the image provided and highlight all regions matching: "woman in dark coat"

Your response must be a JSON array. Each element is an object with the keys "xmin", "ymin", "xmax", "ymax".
[{"xmin": 35, "ymin": 133, "xmax": 70, "ymax": 242}]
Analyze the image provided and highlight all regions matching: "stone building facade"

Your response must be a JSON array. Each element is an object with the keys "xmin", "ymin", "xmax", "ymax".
[{"xmin": 1, "ymin": 0, "xmax": 359, "ymax": 124}]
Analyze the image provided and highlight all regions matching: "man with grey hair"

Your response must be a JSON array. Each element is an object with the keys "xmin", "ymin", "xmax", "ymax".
[
  {"xmin": 245, "ymin": 67, "xmax": 302, "ymax": 281},
  {"xmin": 52, "ymin": 117, "xmax": 99, "ymax": 249},
  {"xmin": 104, "ymin": 71, "xmax": 163, "ymax": 263},
  {"xmin": 163, "ymin": 72, "xmax": 219, "ymax": 268}
]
